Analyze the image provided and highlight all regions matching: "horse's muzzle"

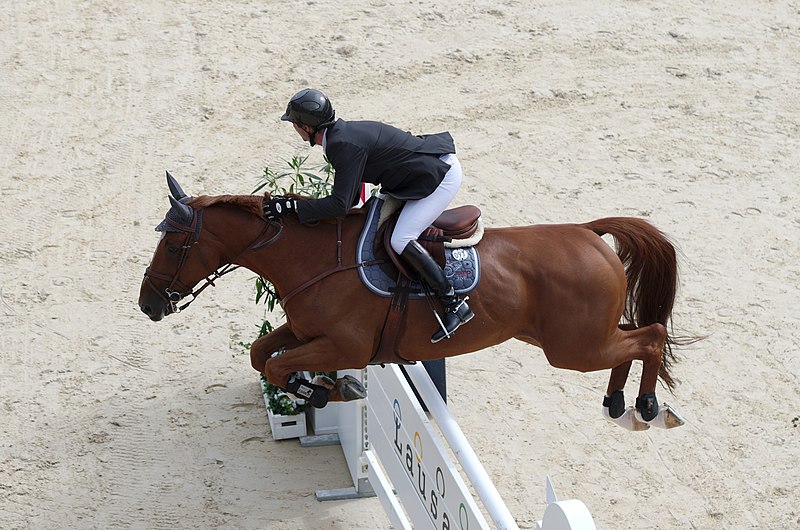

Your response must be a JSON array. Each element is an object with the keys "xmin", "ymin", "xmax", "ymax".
[
  {"xmin": 138, "ymin": 287, "xmax": 173, "ymax": 321},
  {"xmin": 139, "ymin": 300, "xmax": 168, "ymax": 321}
]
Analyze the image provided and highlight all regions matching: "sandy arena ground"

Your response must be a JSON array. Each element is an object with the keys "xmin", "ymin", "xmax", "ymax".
[{"xmin": 1, "ymin": 1, "xmax": 798, "ymax": 528}]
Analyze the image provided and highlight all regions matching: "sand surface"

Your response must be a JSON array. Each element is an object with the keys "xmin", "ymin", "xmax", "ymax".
[{"xmin": 1, "ymin": 1, "xmax": 798, "ymax": 528}]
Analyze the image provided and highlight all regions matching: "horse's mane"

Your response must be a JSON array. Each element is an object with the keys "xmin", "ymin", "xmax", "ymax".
[{"xmin": 188, "ymin": 194, "xmax": 264, "ymax": 217}]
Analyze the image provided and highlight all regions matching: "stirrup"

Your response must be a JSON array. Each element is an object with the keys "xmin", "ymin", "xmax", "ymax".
[{"xmin": 431, "ymin": 297, "xmax": 474, "ymax": 343}]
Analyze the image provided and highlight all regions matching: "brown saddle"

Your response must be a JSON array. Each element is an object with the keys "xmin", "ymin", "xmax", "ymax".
[{"xmin": 376, "ymin": 204, "xmax": 482, "ymax": 280}]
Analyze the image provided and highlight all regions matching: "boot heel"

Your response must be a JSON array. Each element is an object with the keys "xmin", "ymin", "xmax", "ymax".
[{"xmin": 454, "ymin": 297, "xmax": 473, "ymax": 323}]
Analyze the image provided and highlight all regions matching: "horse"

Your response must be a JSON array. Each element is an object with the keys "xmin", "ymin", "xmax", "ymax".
[{"xmin": 139, "ymin": 173, "xmax": 692, "ymax": 431}]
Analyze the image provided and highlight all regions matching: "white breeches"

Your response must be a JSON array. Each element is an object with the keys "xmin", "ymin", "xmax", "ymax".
[{"xmin": 389, "ymin": 153, "xmax": 462, "ymax": 254}]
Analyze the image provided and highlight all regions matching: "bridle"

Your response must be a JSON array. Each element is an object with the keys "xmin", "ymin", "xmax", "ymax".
[{"xmin": 143, "ymin": 207, "xmax": 281, "ymax": 315}]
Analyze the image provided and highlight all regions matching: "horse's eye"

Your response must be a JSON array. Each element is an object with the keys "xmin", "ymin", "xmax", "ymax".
[{"xmin": 167, "ymin": 245, "xmax": 180, "ymax": 254}]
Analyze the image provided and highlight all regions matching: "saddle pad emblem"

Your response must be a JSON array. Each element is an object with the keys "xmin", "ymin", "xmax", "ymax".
[
  {"xmin": 450, "ymin": 248, "xmax": 470, "ymax": 261},
  {"xmin": 356, "ymin": 198, "xmax": 481, "ymax": 298}
]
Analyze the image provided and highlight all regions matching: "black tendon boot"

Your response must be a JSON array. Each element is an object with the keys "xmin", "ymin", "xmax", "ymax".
[{"xmin": 401, "ymin": 240, "xmax": 474, "ymax": 343}]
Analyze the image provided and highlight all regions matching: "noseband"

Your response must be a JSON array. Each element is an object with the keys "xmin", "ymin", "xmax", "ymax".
[{"xmin": 143, "ymin": 207, "xmax": 281, "ymax": 315}]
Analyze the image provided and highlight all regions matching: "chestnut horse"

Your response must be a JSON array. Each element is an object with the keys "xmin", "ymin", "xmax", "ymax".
[{"xmin": 139, "ymin": 174, "xmax": 689, "ymax": 431}]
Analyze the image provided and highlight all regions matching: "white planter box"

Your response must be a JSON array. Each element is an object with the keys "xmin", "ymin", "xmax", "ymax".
[
  {"xmin": 260, "ymin": 377, "xmax": 307, "ymax": 440},
  {"xmin": 267, "ymin": 408, "xmax": 307, "ymax": 440}
]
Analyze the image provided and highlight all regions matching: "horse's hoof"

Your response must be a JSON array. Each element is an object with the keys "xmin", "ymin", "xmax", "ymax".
[
  {"xmin": 642, "ymin": 402, "xmax": 686, "ymax": 429},
  {"xmin": 338, "ymin": 375, "xmax": 367, "ymax": 401},
  {"xmin": 603, "ymin": 405, "xmax": 650, "ymax": 431}
]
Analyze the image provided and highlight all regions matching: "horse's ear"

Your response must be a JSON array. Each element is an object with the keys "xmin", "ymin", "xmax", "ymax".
[
  {"xmin": 169, "ymin": 195, "xmax": 193, "ymax": 223},
  {"xmin": 166, "ymin": 171, "xmax": 188, "ymax": 200}
]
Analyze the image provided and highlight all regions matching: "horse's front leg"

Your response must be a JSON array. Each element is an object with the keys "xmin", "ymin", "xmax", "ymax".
[
  {"xmin": 263, "ymin": 336, "xmax": 370, "ymax": 408},
  {"xmin": 249, "ymin": 323, "xmax": 304, "ymax": 372}
]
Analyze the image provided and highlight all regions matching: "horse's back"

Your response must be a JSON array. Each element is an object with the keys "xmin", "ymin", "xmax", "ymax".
[
  {"xmin": 447, "ymin": 223, "xmax": 622, "ymax": 364},
  {"xmin": 472, "ymin": 223, "xmax": 625, "ymax": 331},
  {"xmin": 480, "ymin": 223, "xmax": 620, "ymax": 277}
]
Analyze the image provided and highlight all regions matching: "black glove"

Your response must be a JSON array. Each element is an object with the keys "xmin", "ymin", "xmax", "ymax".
[{"xmin": 263, "ymin": 196, "xmax": 297, "ymax": 220}]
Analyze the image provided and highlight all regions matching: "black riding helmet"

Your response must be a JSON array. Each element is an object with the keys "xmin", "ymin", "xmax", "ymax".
[{"xmin": 280, "ymin": 88, "xmax": 336, "ymax": 128}]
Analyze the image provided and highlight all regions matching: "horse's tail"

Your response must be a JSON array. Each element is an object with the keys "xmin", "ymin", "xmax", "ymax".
[{"xmin": 584, "ymin": 217, "xmax": 684, "ymax": 390}]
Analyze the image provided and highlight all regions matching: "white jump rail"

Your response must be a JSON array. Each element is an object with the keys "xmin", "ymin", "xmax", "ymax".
[
  {"xmin": 365, "ymin": 363, "xmax": 597, "ymax": 530},
  {"xmin": 280, "ymin": 365, "xmax": 596, "ymax": 528}
]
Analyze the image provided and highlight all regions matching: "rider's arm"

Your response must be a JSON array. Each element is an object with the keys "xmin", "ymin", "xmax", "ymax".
[{"xmin": 296, "ymin": 141, "xmax": 367, "ymax": 223}]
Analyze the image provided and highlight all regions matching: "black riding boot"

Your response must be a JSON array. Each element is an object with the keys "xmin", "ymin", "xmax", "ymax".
[{"xmin": 401, "ymin": 240, "xmax": 474, "ymax": 343}]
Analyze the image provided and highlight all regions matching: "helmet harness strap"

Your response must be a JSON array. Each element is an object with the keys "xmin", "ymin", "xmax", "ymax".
[{"xmin": 305, "ymin": 114, "xmax": 334, "ymax": 147}]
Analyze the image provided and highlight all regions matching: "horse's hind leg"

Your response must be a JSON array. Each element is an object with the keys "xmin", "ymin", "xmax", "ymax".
[
  {"xmin": 632, "ymin": 323, "xmax": 686, "ymax": 429},
  {"xmin": 604, "ymin": 323, "xmax": 637, "ymax": 403},
  {"xmin": 601, "ymin": 323, "xmax": 685, "ymax": 430},
  {"xmin": 603, "ymin": 361, "xmax": 634, "ymax": 426},
  {"xmin": 603, "ymin": 353, "xmax": 649, "ymax": 431},
  {"xmin": 594, "ymin": 323, "xmax": 660, "ymax": 431}
]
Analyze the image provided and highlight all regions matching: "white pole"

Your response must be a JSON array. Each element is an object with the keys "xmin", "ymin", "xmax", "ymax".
[{"xmin": 404, "ymin": 363, "xmax": 520, "ymax": 530}]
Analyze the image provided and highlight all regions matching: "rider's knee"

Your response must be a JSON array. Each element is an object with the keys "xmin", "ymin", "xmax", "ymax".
[{"xmin": 391, "ymin": 232, "xmax": 411, "ymax": 255}]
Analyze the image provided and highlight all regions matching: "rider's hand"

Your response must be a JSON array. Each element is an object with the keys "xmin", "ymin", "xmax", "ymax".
[{"xmin": 263, "ymin": 196, "xmax": 297, "ymax": 220}]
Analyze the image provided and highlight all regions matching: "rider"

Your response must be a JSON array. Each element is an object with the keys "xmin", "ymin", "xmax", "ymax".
[{"xmin": 266, "ymin": 88, "xmax": 473, "ymax": 342}]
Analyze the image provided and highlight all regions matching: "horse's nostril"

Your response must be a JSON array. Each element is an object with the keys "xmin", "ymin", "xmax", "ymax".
[{"xmin": 142, "ymin": 304, "xmax": 152, "ymax": 316}]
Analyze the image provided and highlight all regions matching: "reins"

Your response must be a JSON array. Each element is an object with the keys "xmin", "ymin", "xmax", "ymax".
[
  {"xmin": 144, "ymin": 211, "xmax": 282, "ymax": 314},
  {"xmin": 145, "ymin": 207, "xmax": 381, "ymax": 314},
  {"xmin": 279, "ymin": 218, "xmax": 382, "ymax": 308}
]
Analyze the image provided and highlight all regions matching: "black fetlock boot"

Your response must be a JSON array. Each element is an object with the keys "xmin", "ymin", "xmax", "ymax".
[
  {"xmin": 401, "ymin": 240, "xmax": 474, "ymax": 343},
  {"xmin": 285, "ymin": 374, "xmax": 330, "ymax": 408}
]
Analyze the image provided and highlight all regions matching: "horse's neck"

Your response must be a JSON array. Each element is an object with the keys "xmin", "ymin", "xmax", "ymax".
[
  {"xmin": 203, "ymin": 205, "xmax": 274, "ymax": 266},
  {"xmin": 237, "ymin": 217, "xmax": 352, "ymax": 281}
]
